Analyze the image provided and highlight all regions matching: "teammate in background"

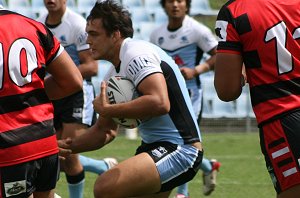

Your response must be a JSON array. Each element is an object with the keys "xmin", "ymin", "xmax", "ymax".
[
  {"xmin": 59, "ymin": 1, "xmax": 204, "ymax": 197},
  {"xmin": 37, "ymin": 0, "xmax": 117, "ymax": 197},
  {"xmin": 150, "ymin": 0, "xmax": 220, "ymax": 197},
  {"xmin": 214, "ymin": 0, "xmax": 300, "ymax": 197},
  {"xmin": 0, "ymin": 3, "xmax": 83, "ymax": 198}
]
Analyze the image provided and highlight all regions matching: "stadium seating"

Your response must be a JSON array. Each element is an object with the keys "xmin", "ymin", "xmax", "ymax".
[
  {"xmin": 121, "ymin": 0, "xmax": 143, "ymax": 10},
  {"xmin": 92, "ymin": 60, "xmax": 113, "ymax": 96},
  {"xmin": 152, "ymin": 8, "xmax": 168, "ymax": 25},
  {"xmin": 8, "ymin": 0, "xmax": 30, "ymax": 10},
  {"xmin": 0, "ymin": 0, "xmax": 7, "ymax": 7},
  {"xmin": 138, "ymin": 21, "xmax": 158, "ymax": 41},
  {"xmin": 67, "ymin": 0, "xmax": 76, "ymax": 8},
  {"xmin": 236, "ymin": 86, "xmax": 255, "ymax": 118},
  {"xmin": 77, "ymin": 0, "xmax": 96, "ymax": 18},
  {"xmin": 130, "ymin": 7, "xmax": 152, "ymax": 23},
  {"xmin": 31, "ymin": 0, "xmax": 47, "ymax": 19},
  {"xmin": 144, "ymin": 0, "xmax": 160, "ymax": 13},
  {"xmin": 190, "ymin": 0, "xmax": 219, "ymax": 16}
]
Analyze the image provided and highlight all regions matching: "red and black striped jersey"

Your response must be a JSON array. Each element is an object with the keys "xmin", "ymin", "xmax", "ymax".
[
  {"xmin": 0, "ymin": 10, "xmax": 62, "ymax": 167},
  {"xmin": 215, "ymin": 0, "xmax": 300, "ymax": 124}
]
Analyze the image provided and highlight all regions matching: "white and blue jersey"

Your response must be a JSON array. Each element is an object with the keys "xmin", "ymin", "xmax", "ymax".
[
  {"xmin": 150, "ymin": 15, "xmax": 217, "ymax": 90},
  {"xmin": 37, "ymin": 8, "xmax": 96, "ymax": 127},
  {"xmin": 37, "ymin": 8, "xmax": 89, "ymax": 67},
  {"xmin": 105, "ymin": 38, "xmax": 201, "ymax": 145},
  {"xmin": 150, "ymin": 15, "xmax": 217, "ymax": 118}
]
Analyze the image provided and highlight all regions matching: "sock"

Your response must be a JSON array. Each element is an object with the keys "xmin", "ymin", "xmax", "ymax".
[
  {"xmin": 200, "ymin": 158, "xmax": 213, "ymax": 174},
  {"xmin": 177, "ymin": 182, "xmax": 189, "ymax": 196},
  {"xmin": 66, "ymin": 171, "xmax": 85, "ymax": 198},
  {"xmin": 79, "ymin": 155, "xmax": 108, "ymax": 175}
]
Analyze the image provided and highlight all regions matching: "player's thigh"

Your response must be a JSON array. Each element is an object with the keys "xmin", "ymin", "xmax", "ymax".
[
  {"xmin": 94, "ymin": 152, "xmax": 161, "ymax": 197},
  {"xmin": 33, "ymin": 189, "xmax": 55, "ymax": 198},
  {"xmin": 260, "ymin": 110, "xmax": 300, "ymax": 194},
  {"xmin": 278, "ymin": 184, "xmax": 300, "ymax": 198}
]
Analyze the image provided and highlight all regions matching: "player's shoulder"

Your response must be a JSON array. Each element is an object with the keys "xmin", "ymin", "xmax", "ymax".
[
  {"xmin": 185, "ymin": 16, "xmax": 210, "ymax": 32},
  {"xmin": 122, "ymin": 39, "xmax": 151, "ymax": 54},
  {"xmin": 64, "ymin": 8, "xmax": 86, "ymax": 26}
]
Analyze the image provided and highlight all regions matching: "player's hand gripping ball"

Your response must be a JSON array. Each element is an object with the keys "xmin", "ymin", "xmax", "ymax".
[{"xmin": 106, "ymin": 76, "xmax": 141, "ymax": 128}]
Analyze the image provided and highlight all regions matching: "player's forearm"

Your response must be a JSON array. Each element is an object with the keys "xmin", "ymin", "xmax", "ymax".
[
  {"xmin": 44, "ymin": 75, "xmax": 82, "ymax": 100},
  {"xmin": 71, "ymin": 120, "xmax": 117, "ymax": 153}
]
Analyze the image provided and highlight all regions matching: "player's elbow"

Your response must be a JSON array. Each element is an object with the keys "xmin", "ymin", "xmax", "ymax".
[
  {"xmin": 155, "ymin": 99, "xmax": 170, "ymax": 115},
  {"xmin": 70, "ymin": 76, "xmax": 83, "ymax": 93},
  {"xmin": 215, "ymin": 88, "xmax": 241, "ymax": 102}
]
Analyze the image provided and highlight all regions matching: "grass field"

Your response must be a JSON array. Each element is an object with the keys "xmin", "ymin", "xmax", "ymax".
[{"xmin": 55, "ymin": 131, "xmax": 276, "ymax": 198}]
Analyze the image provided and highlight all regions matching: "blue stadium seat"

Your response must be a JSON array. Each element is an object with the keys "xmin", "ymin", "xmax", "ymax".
[
  {"xmin": 92, "ymin": 60, "xmax": 113, "ymax": 96},
  {"xmin": 18, "ymin": 7, "xmax": 37, "ymax": 19},
  {"xmin": 211, "ymin": 97, "xmax": 236, "ymax": 118},
  {"xmin": 0, "ymin": 0, "xmax": 7, "ymax": 7},
  {"xmin": 153, "ymin": 8, "xmax": 168, "ymax": 25},
  {"xmin": 122, "ymin": 0, "xmax": 143, "ymax": 10},
  {"xmin": 130, "ymin": 7, "xmax": 152, "ymax": 24},
  {"xmin": 190, "ymin": 0, "xmax": 219, "ymax": 16},
  {"xmin": 236, "ymin": 86, "xmax": 255, "ymax": 118},
  {"xmin": 77, "ymin": 0, "xmax": 96, "ymax": 18},
  {"xmin": 139, "ymin": 21, "xmax": 158, "ymax": 41},
  {"xmin": 144, "ymin": 0, "xmax": 160, "ymax": 13},
  {"xmin": 67, "ymin": 0, "xmax": 76, "ymax": 8},
  {"xmin": 8, "ymin": 0, "xmax": 30, "ymax": 10},
  {"xmin": 31, "ymin": 0, "xmax": 47, "ymax": 18}
]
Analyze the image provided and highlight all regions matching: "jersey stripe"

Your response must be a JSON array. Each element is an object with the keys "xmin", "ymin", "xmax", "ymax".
[
  {"xmin": 161, "ymin": 61, "xmax": 200, "ymax": 143},
  {"xmin": 0, "ymin": 88, "xmax": 50, "ymax": 114},
  {"xmin": 0, "ymin": 119, "xmax": 54, "ymax": 148},
  {"xmin": 0, "ymin": 135, "xmax": 58, "ymax": 167}
]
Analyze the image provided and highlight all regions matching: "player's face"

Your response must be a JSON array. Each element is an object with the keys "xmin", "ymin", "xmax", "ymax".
[
  {"xmin": 43, "ymin": 0, "xmax": 66, "ymax": 12},
  {"xmin": 164, "ymin": 0, "xmax": 187, "ymax": 19},
  {"xmin": 86, "ymin": 19, "xmax": 115, "ymax": 61}
]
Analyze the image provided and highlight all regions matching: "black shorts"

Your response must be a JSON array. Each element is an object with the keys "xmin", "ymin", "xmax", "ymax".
[
  {"xmin": 53, "ymin": 80, "xmax": 96, "ymax": 130},
  {"xmin": 260, "ymin": 109, "xmax": 300, "ymax": 194},
  {"xmin": 0, "ymin": 154, "xmax": 60, "ymax": 198},
  {"xmin": 136, "ymin": 141, "xmax": 203, "ymax": 192}
]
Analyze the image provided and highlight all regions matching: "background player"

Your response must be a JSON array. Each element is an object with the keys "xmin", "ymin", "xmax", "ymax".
[{"xmin": 214, "ymin": 0, "xmax": 300, "ymax": 197}]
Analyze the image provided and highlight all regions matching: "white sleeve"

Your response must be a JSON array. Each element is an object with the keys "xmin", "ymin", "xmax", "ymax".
[{"xmin": 195, "ymin": 23, "xmax": 218, "ymax": 52}]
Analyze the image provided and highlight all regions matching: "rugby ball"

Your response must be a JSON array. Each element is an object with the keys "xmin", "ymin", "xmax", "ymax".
[{"xmin": 106, "ymin": 76, "xmax": 141, "ymax": 128}]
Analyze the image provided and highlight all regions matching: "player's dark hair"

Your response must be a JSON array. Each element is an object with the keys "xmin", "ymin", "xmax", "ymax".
[
  {"xmin": 87, "ymin": 0, "xmax": 133, "ymax": 38},
  {"xmin": 160, "ymin": 0, "xmax": 191, "ymax": 14}
]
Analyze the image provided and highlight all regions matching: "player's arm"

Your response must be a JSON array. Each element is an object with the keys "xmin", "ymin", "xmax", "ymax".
[
  {"xmin": 95, "ymin": 73, "xmax": 170, "ymax": 120},
  {"xmin": 77, "ymin": 49, "xmax": 98, "ymax": 79},
  {"xmin": 180, "ymin": 46, "xmax": 217, "ymax": 79},
  {"xmin": 58, "ymin": 116, "xmax": 118, "ymax": 154},
  {"xmin": 214, "ymin": 52, "xmax": 244, "ymax": 101},
  {"xmin": 45, "ymin": 50, "xmax": 83, "ymax": 100}
]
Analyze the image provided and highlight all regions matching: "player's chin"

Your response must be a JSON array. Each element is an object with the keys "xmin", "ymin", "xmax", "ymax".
[{"xmin": 91, "ymin": 52, "xmax": 101, "ymax": 60}]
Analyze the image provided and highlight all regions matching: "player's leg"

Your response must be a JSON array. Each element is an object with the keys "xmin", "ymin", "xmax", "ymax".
[
  {"xmin": 260, "ymin": 110, "xmax": 300, "ymax": 198},
  {"xmin": 93, "ymin": 153, "xmax": 162, "ymax": 197},
  {"xmin": 79, "ymin": 155, "xmax": 118, "ymax": 175},
  {"xmin": 194, "ymin": 88, "xmax": 221, "ymax": 196},
  {"xmin": 34, "ymin": 154, "xmax": 60, "ymax": 198},
  {"xmin": 60, "ymin": 122, "xmax": 87, "ymax": 198},
  {"xmin": 175, "ymin": 183, "xmax": 189, "ymax": 198},
  {"xmin": 93, "ymin": 142, "xmax": 203, "ymax": 197}
]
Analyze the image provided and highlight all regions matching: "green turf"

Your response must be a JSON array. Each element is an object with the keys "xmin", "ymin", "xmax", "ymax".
[{"xmin": 55, "ymin": 132, "xmax": 276, "ymax": 198}]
